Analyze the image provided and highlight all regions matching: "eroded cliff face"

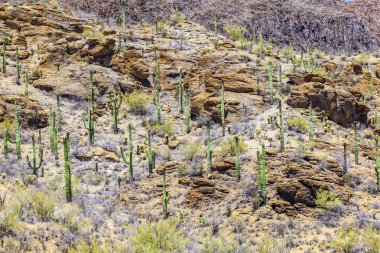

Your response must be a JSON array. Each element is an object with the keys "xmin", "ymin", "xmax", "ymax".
[{"xmin": 56, "ymin": 0, "xmax": 379, "ymax": 53}]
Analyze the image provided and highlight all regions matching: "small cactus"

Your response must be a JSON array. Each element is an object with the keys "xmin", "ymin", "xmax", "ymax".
[
  {"xmin": 154, "ymin": 91, "xmax": 162, "ymax": 125},
  {"xmin": 110, "ymin": 86, "xmax": 123, "ymax": 134},
  {"xmin": 147, "ymin": 130, "xmax": 156, "ymax": 174},
  {"xmin": 214, "ymin": 15, "xmax": 218, "ymax": 36},
  {"xmin": 257, "ymin": 143, "xmax": 267, "ymax": 203},
  {"xmin": 3, "ymin": 128, "xmax": 9, "ymax": 158},
  {"xmin": 27, "ymin": 130, "xmax": 43, "ymax": 176},
  {"xmin": 63, "ymin": 133, "xmax": 72, "ymax": 202},
  {"xmin": 56, "ymin": 95, "xmax": 62, "ymax": 131},
  {"xmin": 24, "ymin": 72, "xmax": 29, "ymax": 97},
  {"xmin": 12, "ymin": 106, "xmax": 21, "ymax": 159},
  {"xmin": 162, "ymin": 169, "xmax": 171, "ymax": 218}
]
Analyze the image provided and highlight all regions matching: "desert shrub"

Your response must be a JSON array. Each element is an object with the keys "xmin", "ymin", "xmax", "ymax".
[
  {"xmin": 156, "ymin": 20, "xmax": 168, "ymax": 34},
  {"xmin": 3, "ymin": 237, "xmax": 21, "ymax": 252},
  {"xmin": 200, "ymin": 234, "xmax": 245, "ymax": 253},
  {"xmin": 131, "ymin": 218, "xmax": 188, "ymax": 253},
  {"xmin": 287, "ymin": 116, "xmax": 307, "ymax": 133},
  {"xmin": 180, "ymin": 140, "xmax": 204, "ymax": 161},
  {"xmin": 224, "ymin": 24, "xmax": 251, "ymax": 49},
  {"xmin": 55, "ymin": 204, "xmax": 93, "ymax": 235},
  {"xmin": 330, "ymin": 227, "xmax": 358, "ymax": 253},
  {"xmin": 149, "ymin": 118, "xmax": 174, "ymax": 138},
  {"xmin": 354, "ymin": 52, "xmax": 368, "ymax": 66},
  {"xmin": 218, "ymin": 137, "xmax": 248, "ymax": 157},
  {"xmin": 125, "ymin": 91, "xmax": 149, "ymax": 115},
  {"xmin": 83, "ymin": 28, "xmax": 106, "ymax": 41},
  {"xmin": 0, "ymin": 207, "xmax": 21, "ymax": 236},
  {"xmin": 30, "ymin": 190, "xmax": 56, "ymax": 221},
  {"xmin": 68, "ymin": 238, "xmax": 126, "ymax": 253},
  {"xmin": 0, "ymin": 118, "xmax": 16, "ymax": 134},
  {"xmin": 363, "ymin": 228, "xmax": 380, "ymax": 253},
  {"xmin": 170, "ymin": 7, "xmax": 185, "ymax": 26},
  {"xmin": 315, "ymin": 189, "xmax": 341, "ymax": 210},
  {"xmin": 258, "ymin": 233, "xmax": 290, "ymax": 253},
  {"xmin": 311, "ymin": 66, "xmax": 332, "ymax": 78}
]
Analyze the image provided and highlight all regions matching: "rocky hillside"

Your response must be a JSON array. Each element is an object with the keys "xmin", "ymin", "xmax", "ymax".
[
  {"xmin": 56, "ymin": 0, "xmax": 380, "ymax": 53},
  {"xmin": 1, "ymin": 2, "xmax": 380, "ymax": 253}
]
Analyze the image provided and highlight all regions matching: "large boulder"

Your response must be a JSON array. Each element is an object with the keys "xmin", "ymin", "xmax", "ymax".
[
  {"xmin": 110, "ymin": 50, "xmax": 150, "ymax": 80},
  {"xmin": 287, "ymin": 82, "xmax": 369, "ymax": 127}
]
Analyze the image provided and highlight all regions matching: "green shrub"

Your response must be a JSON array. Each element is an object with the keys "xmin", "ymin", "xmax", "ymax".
[
  {"xmin": 200, "ymin": 234, "xmax": 245, "ymax": 253},
  {"xmin": 218, "ymin": 137, "xmax": 248, "ymax": 157},
  {"xmin": 170, "ymin": 8, "xmax": 185, "ymax": 26},
  {"xmin": 55, "ymin": 204, "xmax": 93, "ymax": 235},
  {"xmin": 0, "ymin": 208, "xmax": 21, "ymax": 236},
  {"xmin": 180, "ymin": 141, "xmax": 204, "ymax": 161},
  {"xmin": 68, "ymin": 238, "xmax": 126, "ymax": 253},
  {"xmin": 258, "ymin": 234, "xmax": 289, "ymax": 253},
  {"xmin": 125, "ymin": 91, "xmax": 149, "ymax": 115},
  {"xmin": 330, "ymin": 227, "xmax": 358, "ymax": 253},
  {"xmin": 131, "ymin": 218, "xmax": 188, "ymax": 253},
  {"xmin": 3, "ymin": 237, "xmax": 21, "ymax": 252},
  {"xmin": 315, "ymin": 189, "xmax": 341, "ymax": 210},
  {"xmin": 287, "ymin": 116, "xmax": 307, "ymax": 133},
  {"xmin": 363, "ymin": 228, "xmax": 380, "ymax": 253},
  {"xmin": 30, "ymin": 190, "xmax": 56, "ymax": 221},
  {"xmin": 83, "ymin": 28, "xmax": 106, "ymax": 41},
  {"xmin": 149, "ymin": 118, "xmax": 174, "ymax": 138},
  {"xmin": 224, "ymin": 24, "xmax": 246, "ymax": 42}
]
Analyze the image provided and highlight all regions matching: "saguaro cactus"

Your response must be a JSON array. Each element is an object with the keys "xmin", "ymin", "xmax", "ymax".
[
  {"xmin": 268, "ymin": 60, "xmax": 273, "ymax": 101},
  {"xmin": 110, "ymin": 87, "xmax": 123, "ymax": 134},
  {"xmin": 185, "ymin": 92, "xmax": 190, "ymax": 133},
  {"xmin": 121, "ymin": 124, "xmax": 133, "ymax": 181},
  {"xmin": 220, "ymin": 81, "xmax": 226, "ymax": 136},
  {"xmin": 3, "ymin": 128, "xmax": 9, "ymax": 158},
  {"xmin": 354, "ymin": 121, "xmax": 359, "ymax": 165},
  {"xmin": 24, "ymin": 72, "xmax": 29, "ymax": 97},
  {"xmin": 27, "ymin": 130, "xmax": 43, "ymax": 176},
  {"xmin": 64, "ymin": 133, "xmax": 72, "ymax": 202},
  {"xmin": 162, "ymin": 169, "xmax": 171, "ymax": 218},
  {"xmin": 257, "ymin": 143, "xmax": 267, "ymax": 203},
  {"xmin": 2, "ymin": 38, "xmax": 6, "ymax": 75},
  {"xmin": 12, "ymin": 106, "xmax": 21, "ymax": 159},
  {"xmin": 275, "ymin": 100, "xmax": 285, "ymax": 152},
  {"xmin": 56, "ymin": 95, "xmax": 62, "ymax": 131},
  {"xmin": 343, "ymin": 134, "xmax": 348, "ymax": 175},
  {"xmin": 178, "ymin": 69, "xmax": 183, "ymax": 113},
  {"xmin": 155, "ymin": 62, "xmax": 161, "ymax": 91},
  {"xmin": 154, "ymin": 91, "xmax": 162, "ymax": 124},
  {"xmin": 370, "ymin": 76, "xmax": 374, "ymax": 100},
  {"xmin": 16, "ymin": 47, "xmax": 20, "ymax": 83},
  {"xmin": 49, "ymin": 107, "xmax": 58, "ymax": 159},
  {"xmin": 375, "ymin": 138, "xmax": 380, "ymax": 191},
  {"xmin": 83, "ymin": 96, "xmax": 95, "ymax": 145},
  {"xmin": 214, "ymin": 15, "xmax": 218, "ymax": 35},
  {"xmin": 308, "ymin": 104, "xmax": 314, "ymax": 146},
  {"xmin": 235, "ymin": 136, "xmax": 241, "ymax": 182},
  {"xmin": 207, "ymin": 121, "xmax": 212, "ymax": 172},
  {"xmin": 147, "ymin": 131, "xmax": 155, "ymax": 174}
]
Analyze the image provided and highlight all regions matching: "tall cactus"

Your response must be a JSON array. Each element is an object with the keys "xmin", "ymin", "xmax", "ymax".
[
  {"xmin": 178, "ymin": 69, "xmax": 183, "ymax": 113},
  {"xmin": 16, "ymin": 47, "xmax": 20, "ymax": 83},
  {"xmin": 154, "ymin": 91, "xmax": 162, "ymax": 125},
  {"xmin": 375, "ymin": 138, "xmax": 380, "ymax": 191},
  {"xmin": 268, "ymin": 60, "xmax": 273, "ymax": 101},
  {"xmin": 343, "ymin": 134, "xmax": 348, "ymax": 175},
  {"xmin": 235, "ymin": 136, "xmax": 241, "ymax": 182},
  {"xmin": 83, "ymin": 95, "xmax": 95, "ymax": 145},
  {"xmin": 63, "ymin": 133, "xmax": 72, "ymax": 202},
  {"xmin": 162, "ymin": 169, "xmax": 171, "ymax": 218},
  {"xmin": 354, "ymin": 121, "xmax": 359, "ymax": 165},
  {"xmin": 11, "ymin": 106, "xmax": 21, "ymax": 159},
  {"xmin": 155, "ymin": 62, "xmax": 161, "ymax": 91},
  {"xmin": 24, "ymin": 72, "xmax": 29, "ymax": 97},
  {"xmin": 147, "ymin": 130, "xmax": 155, "ymax": 174},
  {"xmin": 207, "ymin": 120, "xmax": 212, "ymax": 172},
  {"xmin": 185, "ymin": 92, "xmax": 190, "ymax": 133},
  {"xmin": 258, "ymin": 27, "xmax": 263, "ymax": 57},
  {"xmin": 121, "ymin": 124, "xmax": 133, "ymax": 181},
  {"xmin": 49, "ymin": 107, "xmax": 58, "ymax": 159},
  {"xmin": 2, "ymin": 38, "xmax": 6, "ymax": 75},
  {"xmin": 257, "ymin": 143, "xmax": 267, "ymax": 203},
  {"xmin": 27, "ymin": 130, "xmax": 43, "ymax": 176},
  {"xmin": 370, "ymin": 76, "xmax": 374, "ymax": 100},
  {"xmin": 308, "ymin": 104, "xmax": 314, "ymax": 147},
  {"xmin": 3, "ymin": 128, "xmax": 9, "ymax": 158},
  {"xmin": 220, "ymin": 81, "xmax": 226, "ymax": 136},
  {"xmin": 56, "ymin": 95, "xmax": 62, "ymax": 131},
  {"xmin": 214, "ymin": 15, "xmax": 218, "ymax": 36},
  {"xmin": 110, "ymin": 87, "xmax": 123, "ymax": 134},
  {"xmin": 275, "ymin": 100, "xmax": 285, "ymax": 152}
]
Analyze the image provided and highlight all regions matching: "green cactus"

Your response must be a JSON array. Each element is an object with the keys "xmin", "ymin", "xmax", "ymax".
[
  {"xmin": 258, "ymin": 28, "xmax": 263, "ymax": 57},
  {"xmin": 375, "ymin": 137, "xmax": 380, "ymax": 191},
  {"xmin": 235, "ymin": 136, "xmax": 241, "ymax": 182},
  {"xmin": 275, "ymin": 100, "xmax": 285, "ymax": 152},
  {"xmin": 83, "ymin": 95, "xmax": 95, "ymax": 145},
  {"xmin": 354, "ymin": 121, "xmax": 359, "ymax": 165},
  {"xmin": 154, "ymin": 91, "xmax": 162, "ymax": 125},
  {"xmin": 121, "ymin": 0, "xmax": 126, "ymax": 30},
  {"xmin": 207, "ymin": 120, "xmax": 212, "ymax": 172},
  {"xmin": 370, "ymin": 76, "xmax": 374, "ymax": 100},
  {"xmin": 49, "ymin": 106, "xmax": 58, "ymax": 159},
  {"xmin": 43, "ymin": 0, "xmax": 47, "ymax": 16},
  {"xmin": 214, "ymin": 15, "xmax": 218, "ymax": 35},
  {"xmin": 267, "ymin": 39, "xmax": 272, "ymax": 54},
  {"xmin": 155, "ymin": 62, "xmax": 161, "ymax": 91},
  {"xmin": 220, "ymin": 81, "xmax": 226, "ymax": 136},
  {"xmin": 2, "ymin": 39, "xmax": 6, "ymax": 75},
  {"xmin": 278, "ymin": 65, "xmax": 282, "ymax": 84},
  {"xmin": 147, "ymin": 131, "xmax": 156, "ymax": 174},
  {"xmin": 343, "ymin": 134, "xmax": 348, "ymax": 175},
  {"xmin": 12, "ymin": 106, "xmax": 21, "ymax": 159},
  {"xmin": 308, "ymin": 104, "xmax": 314, "ymax": 147},
  {"xmin": 56, "ymin": 95, "xmax": 62, "ymax": 131},
  {"xmin": 178, "ymin": 69, "xmax": 183, "ymax": 113},
  {"xmin": 63, "ymin": 133, "xmax": 72, "ymax": 202},
  {"xmin": 268, "ymin": 60, "xmax": 273, "ymax": 101},
  {"xmin": 110, "ymin": 86, "xmax": 123, "ymax": 134},
  {"xmin": 3, "ymin": 128, "xmax": 9, "ymax": 158},
  {"xmin": 27, "ymin": 130, "xmax": 43, "ymax": 176},
  {"xmin": 185, "ymin": 92, "xmax": 190, "ymax": 133},
  {"xmin": 24, "ymin": 72, "xmax": 29, "ymax": 97},
  {"xmin": 16, "ymin": 47, "xmax": 20, "ymax": 83},
  {"xmin": 162, "ymin": 169, "xmax": 171, "ymax": 218},
  {"xmin": 121, "ymin": 124, "xmax": 133, "ymax": 181},
  {"xmin": 257, "ymin": 143, "xmax": 267, "ymax": 203}
]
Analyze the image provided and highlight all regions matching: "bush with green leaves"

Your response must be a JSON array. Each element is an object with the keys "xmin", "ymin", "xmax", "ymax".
[
  {"xmin": 286, "ymin": 116, "xmax": 307, "ymax": 133},
  {"xmin": 131, "ymin": 218, "xmax": 188, "ymax": 253},
  {"xmin": 200, "ymin": 233, "xmax": 246, "ymax": 253},
  {"xmin": 68, "ymin": 238, "xmax": 126, "ymax": 253},
  {"xmin": 30, "ymin": 190, "xmax": 56, "ymax": 221},
  {"xmin": 218, "ymin": 137, "xmax": 248, "ymax": 157},
  {"xmin": 180, "ymin": 140, "xmax": 204, "ymax": 161},
  {"xmin": 224, "ymin": 24, "xmax": 251, "ymax": 49},
  {"xmin": 125, "ymin": 91, "xmax": 149, "ymax": 115},
  {"xmin": 83, "ymin": 28, "xmax": 106, "ymax": 41},
  {"xmin": 257, "ymin": 233, "xmax": 290, "ymax": 253},
  {"xmin": 149, "ymin": 118, "xmax": 174, "ymax": 138},
  {"xmin": 330, "ymin": 227, "xmax": 358, "ymax": 253},
  {"xmin": 315, "ymin": 189, "xmax": 341, "ymax": 210}
]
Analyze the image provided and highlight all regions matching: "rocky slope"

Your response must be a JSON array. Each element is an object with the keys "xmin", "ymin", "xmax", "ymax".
[
  {"xmin": 57, "ymin": 0, "xmax": 380, "ymax": 53},
  {"xmin": 1, "ymin": 2, "xmax": 380, "ymax": 253}
]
